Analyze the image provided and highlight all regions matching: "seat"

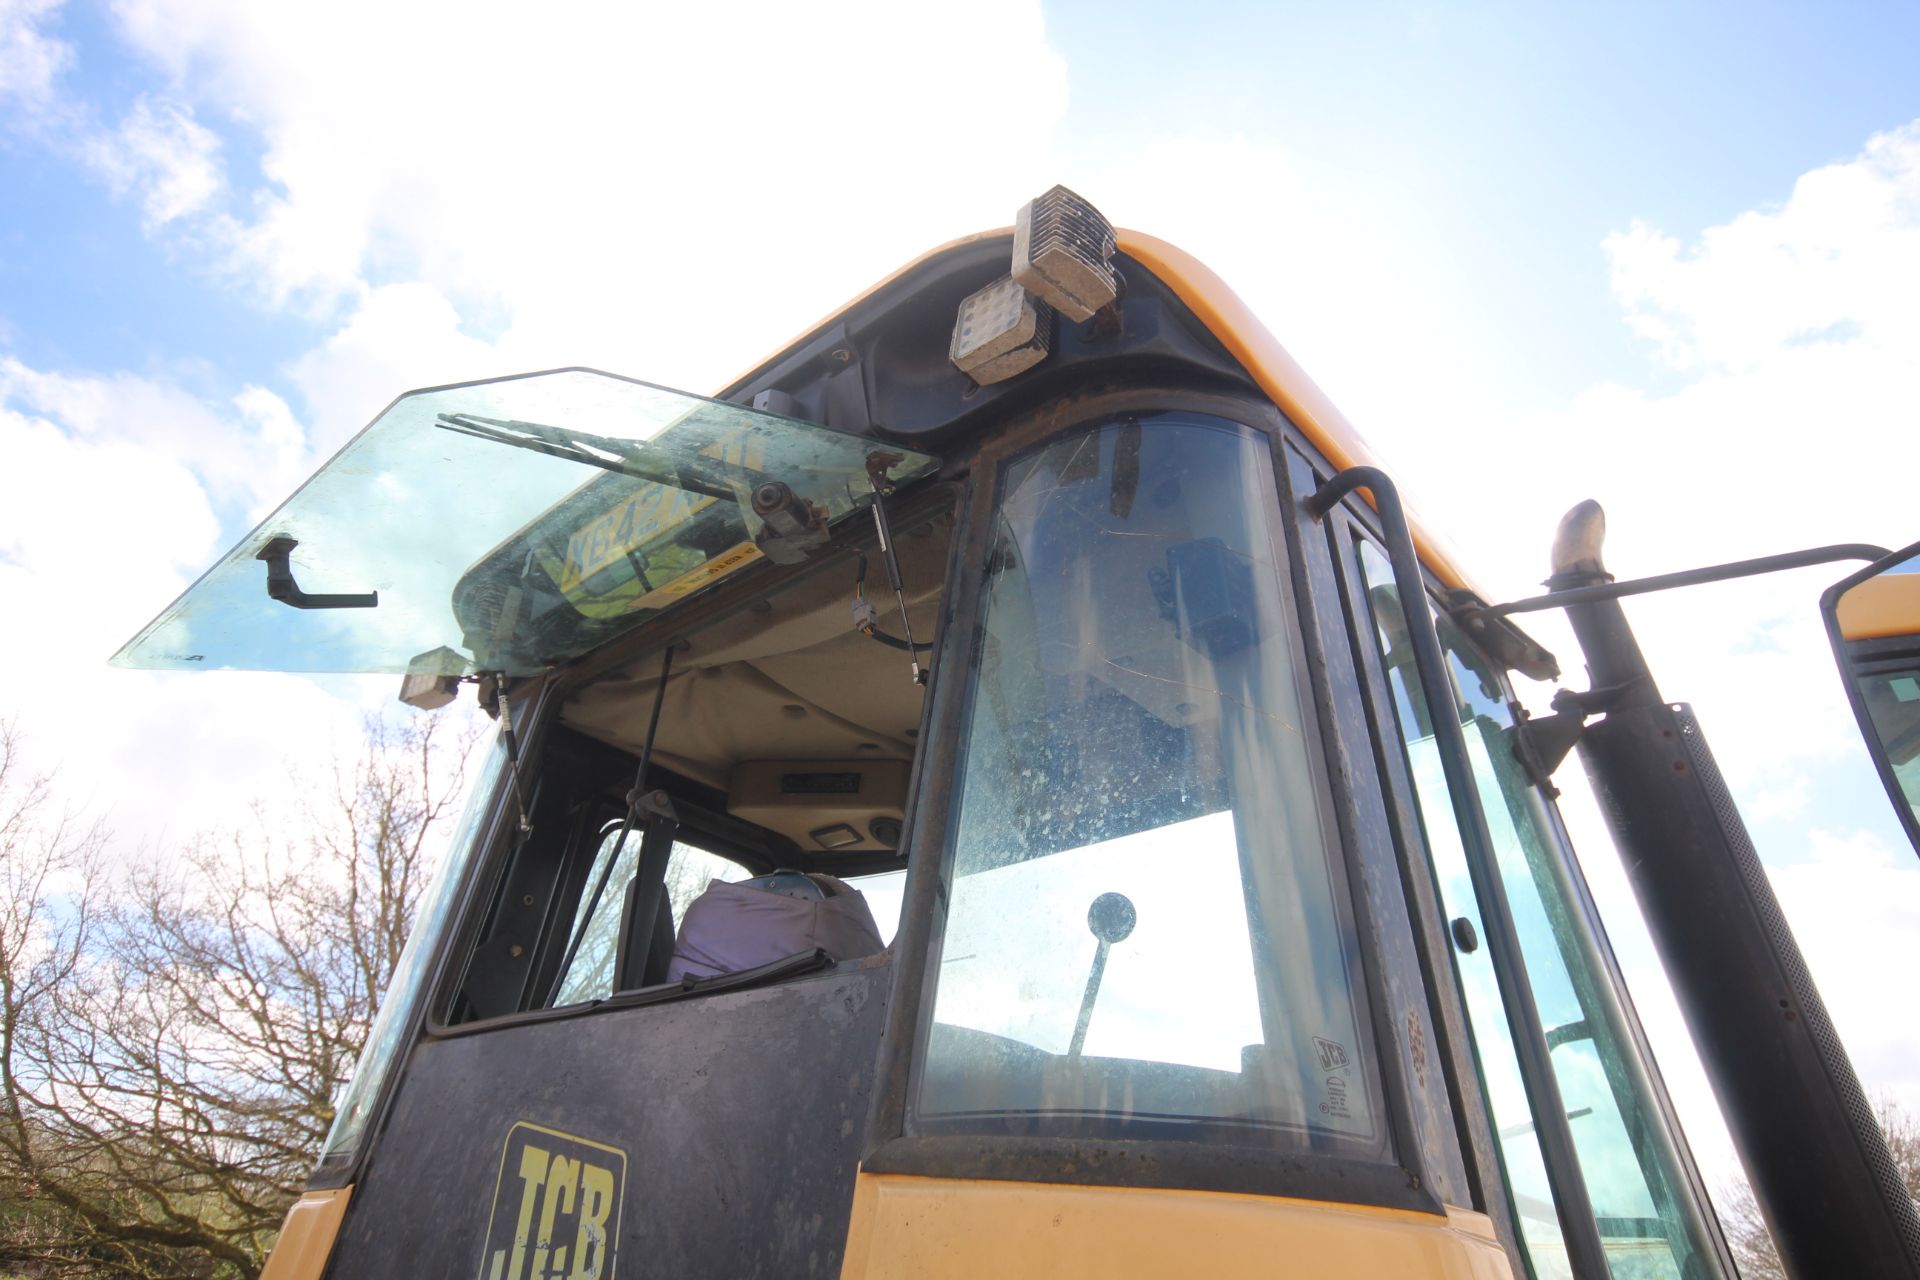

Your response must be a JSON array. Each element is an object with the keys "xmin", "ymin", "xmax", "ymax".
[{"xmin": 669, "ymin": 872, "xmax": 883, "ymax": 981}]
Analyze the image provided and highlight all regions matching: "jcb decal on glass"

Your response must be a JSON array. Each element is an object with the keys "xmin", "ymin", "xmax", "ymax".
[{"xmin": 480, "ymin": 1121, "xmax": 626, "ymax": 1280}]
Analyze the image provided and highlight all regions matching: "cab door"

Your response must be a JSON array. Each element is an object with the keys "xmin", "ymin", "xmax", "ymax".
[
  {"xmin": 1301, "ymin": 455, "xmax": 1736, "ymax": 1280},
  {"xmin": 324, "ymin": 769, "xmax": 897, "ymax": 1280},
  {"xmin": 844, "ymin": 395, "xmax": 1520, "ymax": 1278}
]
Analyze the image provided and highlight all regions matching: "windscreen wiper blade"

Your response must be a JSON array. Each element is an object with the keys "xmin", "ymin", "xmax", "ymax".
[{"xmin": 435, "ymin": 412, "xmax": 745, "ymax": 501}]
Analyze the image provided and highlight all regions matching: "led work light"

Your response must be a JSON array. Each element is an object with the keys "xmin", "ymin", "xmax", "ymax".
[{"xmin": 948, "ymin": 186, "xmax": 1120, "ymax": 387}]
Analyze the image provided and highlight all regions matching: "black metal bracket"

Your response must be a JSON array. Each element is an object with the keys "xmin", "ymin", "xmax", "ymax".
[
  {"xmin": 1444, "ymin": 588, "xmax": 1560, "ymax": 682},
  {"xmin": 1505, "ymin": 689, "xmax": 1599, "ymax": 796},
  {"xmin": 255, "ymin": 536, "xmax": 378, "ymax": 610}
]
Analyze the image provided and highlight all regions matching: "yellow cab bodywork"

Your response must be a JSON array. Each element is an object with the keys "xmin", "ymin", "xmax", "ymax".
[{"xmin": 259, "ymin": 225, "xmax": 1515, "ymax": 1280}]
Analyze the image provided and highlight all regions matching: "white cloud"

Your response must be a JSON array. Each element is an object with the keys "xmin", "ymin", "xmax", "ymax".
[
  {"xmin": 1607, "ymin": 122, "xmax": 1920, "ymax": 373},
  {"xmin": 2, "ymin": 4, "xmax": 229, "ymax": 242},
  {"xmin": 0, "ymin": 367, "xmax": 220, "ymax": 595},
  {"xmin": 228, "ymin": 382, "xmax": 307, "ymax": 518},
  {"xmin": 0, "ymin": 0, "xmax": 70, "ymax": 116},
  {"xmin": 288, "ymin": 282, "xmax": 503, "ymax": 456},
  {"xmin": 85, "ymin": 95, "xmax": 224, "ymax": 227},
  {"xmin": 1491, "ymin": 128, "xmax": 1917, "ymax": 820},
  {"xmin": 0, "ymin": 357, "xmax": 379, "ymax": 844},
  {"xmin": 1325, "ymin": 120, "xmax": 1920, "ymax": 796},
  {"xmin": 105, "ymin": 0, "xmax": 1070, "ymax": 391},
  {"xmin": 0, "ymin": 356, "xmax": 304, "ymax": 512}
]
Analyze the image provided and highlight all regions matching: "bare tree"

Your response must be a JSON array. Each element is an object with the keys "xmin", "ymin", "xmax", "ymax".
[
  {"xmin": 1719, "ymin": 1098, "xmax": 1920, "ymax": 1280},
  {"xmin": 0, "ymin": 718, "xmax": 112, "ymax": 1274},
  {"xmin": 0, "ymin": 715, "xmax": 478, "ymax": 1279}
]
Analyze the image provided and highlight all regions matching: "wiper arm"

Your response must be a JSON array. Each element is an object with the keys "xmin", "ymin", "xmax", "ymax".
[{"xmin": 435, "ymin": 412, "xmax": 746, "ymax": 502}]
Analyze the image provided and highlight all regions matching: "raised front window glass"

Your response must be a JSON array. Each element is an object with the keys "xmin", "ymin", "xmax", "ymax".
[
  {"xmin": 111, "ymin": 369, "xmax": 937, "ymax": 676},
  {"xmin": 915, "ymin": 415, "xmax": 1383, "ymax": 1152}
]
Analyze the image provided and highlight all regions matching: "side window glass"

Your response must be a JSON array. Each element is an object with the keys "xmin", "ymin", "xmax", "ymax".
[
  {"xmin": 551, "ymin": 829, "xmax": 748, "ymax": 1007},
  {"xmin": 665, "ymin": 843, "xmax": 752, "ymax": 932},
  {"xmin": 843, "ymin": 869, "xmax": 906, "ymax": 946},
  {"xmin": 1357, "ymin": 540, "xmax": 1719, "ymax": 1280}
]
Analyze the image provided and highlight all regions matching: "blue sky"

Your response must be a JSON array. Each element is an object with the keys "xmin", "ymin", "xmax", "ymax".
[
  {"xmin": 1051, "ymin": 0, "xmax": 1920, "ymax": 401},
  {"xmin": 2, "ymin": 0, "xmax": 1917, "ymax": 1205},
  {"xmin": 9, "ymin": 2, "xmax": 1911, "ymax": 408},
  {"xmin": 6, "ymin": 2, "xmax": 1910, "ymax": 428}
]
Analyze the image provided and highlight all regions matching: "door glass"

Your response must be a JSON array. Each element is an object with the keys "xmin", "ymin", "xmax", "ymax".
[
  {"xmin": 112, "ymin": 368, "xmax": 937, "ymax": 675},
  {"xmin": 1359, "ymin": 540, "xmax": 1721, "ymax": 1279},
  {"xmin": 843, "ymin": 869, "xmax": 906, "ymax": 945},
  {"xmin": 916, "ymin": 415, "xmax": 1384, "ymax": 1152},
  {"xmin": 664, "ymin": 844, "xmax": 752, "ymax": 931},
  {"xmin": 551, "ymin": 830, "xmax": 748, "ymax": 1006}
]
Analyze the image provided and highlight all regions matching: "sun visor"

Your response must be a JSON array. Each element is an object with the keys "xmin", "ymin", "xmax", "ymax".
[{"xmin": 112, "ymin": 369, "xmax": 937, "ymax": 676}]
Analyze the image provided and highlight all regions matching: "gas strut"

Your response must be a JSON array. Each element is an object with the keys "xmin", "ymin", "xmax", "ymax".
[
  {"xmin": 494, "ymin": 681, "xmax": 534, "ymax": 839},
  {"xmin": 863, "ymin": 453, "xmax": 927, "ymax": 686}
]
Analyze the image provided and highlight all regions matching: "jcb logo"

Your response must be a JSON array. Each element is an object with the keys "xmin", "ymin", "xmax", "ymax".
[{"xmin": 480, "ymin": 1122, "xmax": 626, "ymax": 1280}]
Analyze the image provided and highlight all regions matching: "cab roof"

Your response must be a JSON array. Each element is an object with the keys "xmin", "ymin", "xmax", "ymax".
[{"xmin": 719, "ymin": 226, "xmax": 1485, "ymax": 600}]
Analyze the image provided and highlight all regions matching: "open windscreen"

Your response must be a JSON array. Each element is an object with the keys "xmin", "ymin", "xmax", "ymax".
[{"xmin": 112, "ymin": 369, "xmax": 938, "ymax": 675}]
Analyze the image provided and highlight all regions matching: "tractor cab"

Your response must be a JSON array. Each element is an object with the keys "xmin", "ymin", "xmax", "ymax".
[{"xmin": 115, "ymin": 191, "xmax": 1920, "ymax": 1280}]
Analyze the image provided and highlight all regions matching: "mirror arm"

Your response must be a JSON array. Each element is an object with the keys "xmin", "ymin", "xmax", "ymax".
[{"xmin": 1463, "ymin": 542, "xmax": 1890, "ymax": 623}]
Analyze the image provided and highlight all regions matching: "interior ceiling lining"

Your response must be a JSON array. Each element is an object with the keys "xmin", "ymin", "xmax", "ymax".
[{"xmin": 559, "ymin": 517, "xmax": 951, "ymax": 788}]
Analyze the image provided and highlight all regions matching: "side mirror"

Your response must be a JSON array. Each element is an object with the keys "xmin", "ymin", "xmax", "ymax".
[{"xmin": 1822, "ymin": 540, "xmax": 1920, "ymax": 854}]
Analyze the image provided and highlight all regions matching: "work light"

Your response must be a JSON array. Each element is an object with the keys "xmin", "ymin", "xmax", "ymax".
[
  {"xmin": 948, "ymin": 274, "xmax": 1054, "ymax": 386},
  {"xmin": 1013, "ymin": 184, "xmax": 1118, "ymax": 322}
]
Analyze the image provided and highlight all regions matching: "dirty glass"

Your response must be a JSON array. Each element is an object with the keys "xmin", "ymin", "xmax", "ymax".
[
  {"xmin": 1359, "ymin": 541, "xmax": 1722, "ymax": 1279},
  {"xmin": 916, "ymin": 415, "xmax": 1384, "ymax": 1152},
  {"xmin": 322, "ymin": 735, "xmax": 506, "ymax": 1163},
  {"xmin": 112, "ymin": 369, "xmax": 938, "ymax": 675}
]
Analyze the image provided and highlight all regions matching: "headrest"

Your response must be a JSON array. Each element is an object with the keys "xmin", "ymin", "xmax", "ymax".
[{"xmin": 738, "ymin": 870, "xmax": 838, "ymax": 901}]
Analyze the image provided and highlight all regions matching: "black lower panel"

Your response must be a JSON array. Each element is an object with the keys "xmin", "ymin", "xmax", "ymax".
[{"xmin": 328, "ymin": 961, "xmax": 891, "ymax": 1279}]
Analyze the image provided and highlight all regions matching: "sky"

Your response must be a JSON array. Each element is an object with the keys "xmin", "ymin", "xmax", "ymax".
[{"xmin": 2, "ymin": 0, "xmax": 1916, "ymax": 1212}]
